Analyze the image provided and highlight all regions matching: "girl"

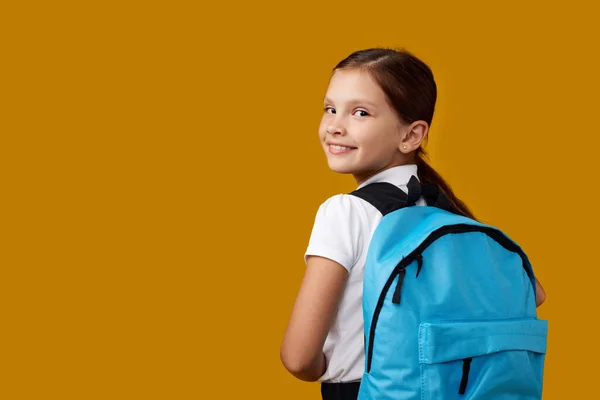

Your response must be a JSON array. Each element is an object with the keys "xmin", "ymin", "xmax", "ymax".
[{"xmin": 280, "ymin": 48, "xmax": 546, "ymax": 400}]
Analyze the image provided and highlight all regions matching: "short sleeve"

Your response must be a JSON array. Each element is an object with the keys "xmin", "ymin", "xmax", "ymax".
[{"xmin": 304, "ymin": 194, "xmax": 365, "ymax": 272}]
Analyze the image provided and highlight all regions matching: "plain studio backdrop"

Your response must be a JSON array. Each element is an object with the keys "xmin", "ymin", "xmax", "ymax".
[{"xmin": 1, "ymin": 1, "xmax": 598, "ymax": 398}]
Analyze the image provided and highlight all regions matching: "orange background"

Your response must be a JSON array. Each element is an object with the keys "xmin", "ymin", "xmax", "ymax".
[{"xmin": 2, "ymin": 1, "xmax": 598, "ymax": 398}]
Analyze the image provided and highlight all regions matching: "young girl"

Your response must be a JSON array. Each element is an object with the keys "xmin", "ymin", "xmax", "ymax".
[{"xmin": 280, "ymin": 48, "xmax": 546, "ymax": 400}]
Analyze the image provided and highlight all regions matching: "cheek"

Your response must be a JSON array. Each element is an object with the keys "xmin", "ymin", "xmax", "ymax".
[
  {"xmin": 355, "ymin": 123, "xmax": 390, "ymax": 146},
  {"xmin": 318, "ymin": 118, "xmax": 328, "ymax": 139},
  {"xmin": 357, "ymin": 128, "xmax": 398, "ymax": 156}
]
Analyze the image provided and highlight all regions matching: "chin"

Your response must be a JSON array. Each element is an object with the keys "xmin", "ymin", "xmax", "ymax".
[{"xmin": 327, "ymin": 161, "xmax": 357, "ymax": 175}]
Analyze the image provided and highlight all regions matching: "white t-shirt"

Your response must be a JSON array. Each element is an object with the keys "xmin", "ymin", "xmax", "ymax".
[{"xmin": 304, "ymin": 164, "xmax": 426, "ymax": 383}]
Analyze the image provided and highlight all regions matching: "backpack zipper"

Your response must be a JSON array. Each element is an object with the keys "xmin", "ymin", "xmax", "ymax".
[
  {"xmin": 458, "ymin": 357, "xmax": 472, "ymax": 395},
  {"xmin": 365, "ymin": 224, "xmax": 529, "ymax": 373}
]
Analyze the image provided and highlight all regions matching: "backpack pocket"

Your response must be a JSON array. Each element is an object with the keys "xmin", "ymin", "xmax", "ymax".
[{"xmin": 418, "ymin": 319, "xmax": 547, "ymax": 400}]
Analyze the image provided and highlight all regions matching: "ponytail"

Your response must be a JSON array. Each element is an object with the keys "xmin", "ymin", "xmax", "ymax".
[{"xmin": 415, "ymin": 149, "xmax": 476, "ymax": 220}]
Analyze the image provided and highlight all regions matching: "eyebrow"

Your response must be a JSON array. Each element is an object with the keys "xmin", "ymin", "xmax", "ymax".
[{"xmin": 323, "ymin": 97, "xmax": 378, "ymax": 108}]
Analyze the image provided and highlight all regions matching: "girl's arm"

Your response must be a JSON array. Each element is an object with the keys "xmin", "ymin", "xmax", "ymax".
[
  {"xmin": 535, "ymin": 278, "xmax": 546, "ymax": 307},
  {"xmin": 280, "ymin": 255, "xmax": 348, "ymax": 382}
]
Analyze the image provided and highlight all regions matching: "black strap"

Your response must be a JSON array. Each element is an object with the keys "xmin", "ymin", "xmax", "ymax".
[
  {"xmin": 350, "ymin": 176, "xmax": 454, "ymax": 216},
  {"xmin": 349, "ymin": 182, "xmax": 408, "ymax": 216},
  {"xmin": 405, "ymin": 176, "xmax": 422, "ymax": 207}
]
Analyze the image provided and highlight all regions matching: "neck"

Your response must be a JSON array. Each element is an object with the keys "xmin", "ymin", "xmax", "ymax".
[{"xmin": 353, "ymin": 159, "xmax": 415, "ymax": 186}]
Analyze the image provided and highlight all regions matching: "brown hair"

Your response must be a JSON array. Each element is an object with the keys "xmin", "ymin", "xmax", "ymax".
[{"xmin": 334, "ymin": 48, "xmax": 475, "ymax": 219}]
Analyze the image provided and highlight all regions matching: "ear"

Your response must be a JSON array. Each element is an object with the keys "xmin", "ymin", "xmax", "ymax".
[{"xmin": 399, "ymin": 121, "xmax": 429, "ymax": 153}]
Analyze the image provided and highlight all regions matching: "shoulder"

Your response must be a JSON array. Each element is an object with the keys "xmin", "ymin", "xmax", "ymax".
[
  {"xmin": 315, "ymin": 193, "xmax": 380, "ymax": 221},
  {"xmin": 306, "ymin": 194, "xmax": 374, "ymax": 271},
  {"xmin": 306, "ymin": 194, "xmax": 383, "ymax": 271},
  {"xmin": 310, "ymin": 193, "xmax": 382, "ymax": 243}
]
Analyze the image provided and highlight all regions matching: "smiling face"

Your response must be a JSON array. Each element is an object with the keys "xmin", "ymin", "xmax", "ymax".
[{"xmin": 318, "ymin": 68, "xmax": 410, "ymax": 185}]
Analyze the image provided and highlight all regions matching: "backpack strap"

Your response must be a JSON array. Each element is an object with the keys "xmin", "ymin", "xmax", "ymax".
[
  {"xmin": 412, "ymin": 177, "xmax": 454, "ymax": 212},
  {"xmin": 350, "ymin": 182, "xmax": 409, "ymax": 216},
  {"xmin": 350, "ymin": 175, "xmax": 455, "ymax": 216}
]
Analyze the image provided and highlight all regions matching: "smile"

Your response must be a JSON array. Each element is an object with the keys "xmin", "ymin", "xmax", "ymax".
[{"xmin": 328, "ymin": 144, "xmax": 357, "ymax": 155}]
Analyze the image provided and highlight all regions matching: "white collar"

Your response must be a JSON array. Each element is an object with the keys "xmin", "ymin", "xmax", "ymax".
[{"xmin": 356, "ymin": 164, "xmax": 419, "ymax": 190}]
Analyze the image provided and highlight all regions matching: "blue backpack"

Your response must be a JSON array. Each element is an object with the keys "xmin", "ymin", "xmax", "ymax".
[{"xmin": 350, "ymin": 177, "xmax": 548, "ymax": 400}]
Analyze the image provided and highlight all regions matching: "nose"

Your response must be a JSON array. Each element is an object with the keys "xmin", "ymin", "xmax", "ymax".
[{"xmin": 326, "ymin": 118, "xmax": 346, "ymax": 136}]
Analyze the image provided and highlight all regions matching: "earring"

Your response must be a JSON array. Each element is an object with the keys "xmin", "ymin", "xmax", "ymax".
[{"xmin": 403, "ymin": 145, "xmax": 408, "ymax": 151}]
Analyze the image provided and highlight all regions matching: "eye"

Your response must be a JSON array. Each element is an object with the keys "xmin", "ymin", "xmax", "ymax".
[
  {"xmin": 324, "ymin": 106, "xmax": 336, "ymax": 114},
  {"xmin": 354, "ymin": 109, "xmax": 370, "ymax": 117}
]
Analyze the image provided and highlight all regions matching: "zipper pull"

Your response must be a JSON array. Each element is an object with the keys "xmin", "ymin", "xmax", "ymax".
[
  {"xmin": 392, "ymin": 268, "xmax": 406, "ymax": 304},
  {"xmin": 415, "ymin": 254, "xmax": 423, "ymax": 278},
  {"xmin": 458, "ymin": 357, "xmax": 472, "ymax": 395}
]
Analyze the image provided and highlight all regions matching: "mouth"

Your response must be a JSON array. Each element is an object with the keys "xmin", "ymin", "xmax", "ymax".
[{"xmin": 327, "ymin": 143, "xmax": 357, "ymax": 155}]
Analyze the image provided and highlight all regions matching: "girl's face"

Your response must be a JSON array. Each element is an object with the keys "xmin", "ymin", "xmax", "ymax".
[{"xmin": 319, "ymin": 69, "xmax": 409, "ymax": 185}]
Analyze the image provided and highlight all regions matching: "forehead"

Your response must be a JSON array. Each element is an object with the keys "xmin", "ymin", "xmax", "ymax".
[{"xmin": 325, "ymin": 69, "xmax": 387, "ymax": 104}]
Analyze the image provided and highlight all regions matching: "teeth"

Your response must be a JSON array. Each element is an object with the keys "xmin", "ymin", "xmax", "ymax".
[{"xmin": 330, "ymin": 145, "xmax": 353, "ymax": 150}]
